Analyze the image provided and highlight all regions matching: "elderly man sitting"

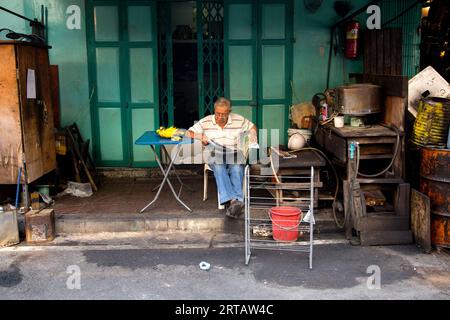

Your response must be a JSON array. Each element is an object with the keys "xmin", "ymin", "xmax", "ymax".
[{"xmin": 186, "ymin": 97, "xmax": 258, "ymax": 218}]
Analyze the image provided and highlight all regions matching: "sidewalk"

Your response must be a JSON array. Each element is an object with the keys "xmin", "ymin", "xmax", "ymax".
[{"xmin": 49, "ymin": 176, "xmax": 341, "ymax": 235}]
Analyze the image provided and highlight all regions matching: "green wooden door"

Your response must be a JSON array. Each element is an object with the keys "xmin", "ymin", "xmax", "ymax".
[
  {"xmin": 224, "ymin": 0, "xmax": 293, "ymax": 146},
  {"xmin": 87, "ymin": 0, "xmax": 159, "ymax": 167}
]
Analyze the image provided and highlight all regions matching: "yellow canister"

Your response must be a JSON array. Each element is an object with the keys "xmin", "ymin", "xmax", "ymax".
[{"xmin": 411, "ymin": 97, "xmax": 450, "ymax": 148}]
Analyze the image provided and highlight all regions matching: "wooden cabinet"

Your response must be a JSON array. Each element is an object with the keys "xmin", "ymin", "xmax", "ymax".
[
  {"xmin": 0, "ymin": 41, "xmax": 56, "ymax": 184},
  {"xmin": 314, "ymin": 74, "xmax": 413, "ymax": 245}
]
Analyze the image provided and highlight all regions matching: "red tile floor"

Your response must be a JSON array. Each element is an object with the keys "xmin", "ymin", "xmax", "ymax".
[{"xmin": 53, "ymin": 176, "xmax": 221, "ymax": 216}]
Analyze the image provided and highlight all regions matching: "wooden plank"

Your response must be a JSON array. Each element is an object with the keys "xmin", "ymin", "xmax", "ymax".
[
  {"xmin": 50, "ymin": 65, "xmax": 60, "ymax": 129},
  {"xmin": 384, "ymin": 96, "xmax": 406, "ymax": 131},
  {"xmin": 364, "ymin": 29, "xmax": 372, "ymax": 74},
  {"xmin": 0, "ymin": 45, "xmax": 23, "ymax": 184},
  {"xmin": 263, "ymin": 182, "xmax": 323, "ymax": 190},
  {"xmin": 0, "ymin": 40, "xmax": 51, "ymax": 49},
  {"xmin": 16, "ymin": 45, "xmax": 42, "ymax": 183},
  {"xmin": 327, "ymin": 124, "xmax": 399, "ymax": 138},
  {"xmin": 392, "ymin": 133, "xmax": 405, "ymax": 179},
  {"xmin": 359, "ymin": 74, "xmax": 408, "ymax": 98},
  {"xmin": 359, "ymin": 215, "xmax": 410, "ymax": 232},
  {"xmin": 357, "ymin": 178, "xmax": 404, "ymax": 184},
  {"xmin": 355, "ymin": 137, "xmax": 398, "ymax": 144},
  {"xmin": 411, "ymin": 189, "xmax": 432, "ymax": 253},
  {"xmin": 324, "ymin": 131, "xmax": 347, "ymax": 163},
  {"xmin": 355, "ymin": 137, "xmax": 398, "ymax": 145},
  {"xmin": 16, "ymin": 45, "xmax": 56, "ymax": 183},
  {"xmin": 360, "ymin": 230, "xmax": 413, "ymax": 246},
  {"xmin": 376, "ymin": 29, "xmax": 384, "ymax": 75},
  {"xmin": 359, "ymin": 154, "xmax": 396, "ymax": 160},
  {"xmin": 66, "ymin": 127, "xmax": 98, "ymax": 192},
  {"xmin": 343, "ymin": 180, "xmax": 353, "ymax": 239},
  {"xmin": 278, "ymin": 168, "xmax": 322, "ymax": 176},
  {"xmin": 278, "ymin": 149, "xmax": 326, "ymax": 168},
  {"xmin": 392, "ymin": 29, "xmax": 403, "ymax": 76},
  {"xmin": 36, "ymin": 47, "xmax": 56, "ymax": 177},
  {"xmin": 383, "ymin": 29, "xmax": 391, "ymax": 75},
  {"xmin": 395, "ymin": 183, "xmax": 410, "ymax": 216},
  {"xmin": 369, "ymin": 30, "xmax": 377, "ymax": 75},
  {"xmin": 316, "ymin": 126, "xmax": 347, "ymax": 162},
  {"xmin": 359, "ymin": 144, "xmax": 394, "ymax": 155}
]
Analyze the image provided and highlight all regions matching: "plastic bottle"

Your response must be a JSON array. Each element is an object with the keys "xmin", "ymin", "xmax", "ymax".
[{"xmin": 349, "ymin": 142, "xmax": 356, "ymax": 160}]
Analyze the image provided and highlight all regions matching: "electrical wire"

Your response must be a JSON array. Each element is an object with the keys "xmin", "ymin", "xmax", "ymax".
[
  {"xmin": 355, "ymin": 124, "xmax": 401, "ymax": 178},
  {"xmin": 269, "ymin": 146, "xmax": 345, "ymax": 229}
]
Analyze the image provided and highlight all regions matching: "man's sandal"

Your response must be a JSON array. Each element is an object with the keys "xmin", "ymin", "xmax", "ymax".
[{"xmin": 225, "ymin": 201, "xmax": 244, "ymax": 219}]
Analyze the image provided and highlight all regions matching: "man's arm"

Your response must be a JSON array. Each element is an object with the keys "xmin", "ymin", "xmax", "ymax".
[
  {"xmin": 249, "ymin": 124, "xmax": 258, "ymax": 144},
  {"xmin": 186, "ymin": 130, "xmax": 209, "ymax": 145}
]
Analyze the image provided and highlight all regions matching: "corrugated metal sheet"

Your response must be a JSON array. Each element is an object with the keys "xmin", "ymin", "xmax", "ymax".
[{"xmin": 380, "ymin": 0, "xmax": 422, "ymax": 78}]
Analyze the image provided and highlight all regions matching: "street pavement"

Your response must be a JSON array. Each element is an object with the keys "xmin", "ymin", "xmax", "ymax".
[{"xmin": 0, "ymin": 233, "xmax": 449, "ymax": 300}]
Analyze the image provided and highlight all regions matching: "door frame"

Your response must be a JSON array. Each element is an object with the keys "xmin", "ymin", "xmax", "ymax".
[{"xmin": 86, "ymin": 0, "xmax": 160, "ymax": 168}]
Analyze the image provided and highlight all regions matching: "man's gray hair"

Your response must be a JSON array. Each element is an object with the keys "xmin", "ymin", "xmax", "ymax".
[{"xmin": 214, "ymin": 97, "xmax": 232, "ymax": 110}]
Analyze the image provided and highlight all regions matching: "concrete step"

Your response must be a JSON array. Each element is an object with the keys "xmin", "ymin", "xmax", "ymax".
[
  {"xmin": 54, "ymin": 208, "xmax": 343, "ymax": 235},
  {"xmin": 56, "ymin": 213, "xmax": 243, "ymax": 234}
]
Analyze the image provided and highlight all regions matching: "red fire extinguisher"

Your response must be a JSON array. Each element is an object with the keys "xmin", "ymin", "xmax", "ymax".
[{"xmin": 345, "ymin": 21, "xmax": 360, "ymax": 59}]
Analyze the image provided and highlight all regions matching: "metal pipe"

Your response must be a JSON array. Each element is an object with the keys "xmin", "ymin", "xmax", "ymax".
[
  {"xmin": 15, "ymin": 167, "xmax": 22, "ymax": 209},
  {"xmin": 0, "ymin": 6, "xmax": 44, "ymax": 27}
]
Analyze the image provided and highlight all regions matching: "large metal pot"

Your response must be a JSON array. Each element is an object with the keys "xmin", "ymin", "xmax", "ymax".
[{"xmin": 336, "ymin": 84, "xmax": 382, "ymax": 115}]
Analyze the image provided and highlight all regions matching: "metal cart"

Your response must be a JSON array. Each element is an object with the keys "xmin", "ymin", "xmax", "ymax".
[{"xmin": 244, "ymin": 165, "xmax": 315, "ymax": 269}]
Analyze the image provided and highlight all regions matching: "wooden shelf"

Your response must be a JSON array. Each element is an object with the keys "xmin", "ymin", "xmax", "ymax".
[
  {"xmin": 359, "ymin": 154, "xmax": 395, "ymax": 160},
  {"xmin": 356, "ymin": 178, "xmax": 404, "ymax": 184}
]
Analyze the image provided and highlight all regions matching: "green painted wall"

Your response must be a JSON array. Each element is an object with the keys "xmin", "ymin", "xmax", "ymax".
[
  {"xmin": 27, "ymin": 0, "xmax": 92, "ymax": 146},
  {"xmin": 0, "ymin": 0, "xmax": 27, "ymax": 33},
  {"xmin": 292, "ymin": 0, "xmax": 370, "ymax": 104}
]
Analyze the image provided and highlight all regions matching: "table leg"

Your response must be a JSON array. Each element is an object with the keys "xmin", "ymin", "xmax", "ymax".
[
  {"xmin": 140, "ymin": 145, "xmax": 192, "ymax": 213},
  {"xmin": 151, "ymin": 146, "xmax": 193, "ymax": 194}
]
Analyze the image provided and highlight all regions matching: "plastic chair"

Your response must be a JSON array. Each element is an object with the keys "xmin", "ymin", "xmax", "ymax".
[{"xmin": 203, "ymin": 163, "xmax": 225, "ymax": 210}]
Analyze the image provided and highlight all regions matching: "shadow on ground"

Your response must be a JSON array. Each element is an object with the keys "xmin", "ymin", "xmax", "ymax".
[{"xmin": 82, "ymin": 244, "xmax": 424, "ymax": 290}]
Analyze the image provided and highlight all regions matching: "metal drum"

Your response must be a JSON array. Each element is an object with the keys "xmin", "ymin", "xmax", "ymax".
[
  {"xmin": 336, "ymin": 84, "xmax": 382, "ymax": 115},
  {"xmin": 420, "ymin": 147, "xmax": 450, "ymax": 248},
  {"xmin": 412, "ymin": 97, "xmax": 450, "ymax": 148}
]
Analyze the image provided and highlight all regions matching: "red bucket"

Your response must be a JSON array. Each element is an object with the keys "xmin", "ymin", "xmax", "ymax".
[{"xmin": 270, "ymin": 206, "xmax": 302, "ymax": 242}]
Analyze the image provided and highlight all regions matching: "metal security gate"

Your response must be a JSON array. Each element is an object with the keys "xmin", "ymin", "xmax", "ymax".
[
  {"xmin": 197, "ymin": 0, "xmax": 225, "ymax": 117},
  {"xmin": 157, "ymin": 0, "xmax": 224, "ymax": 126},
  {"xmin": 157, "ymin": 1, "xmax": 174, "ymax": 127}
]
